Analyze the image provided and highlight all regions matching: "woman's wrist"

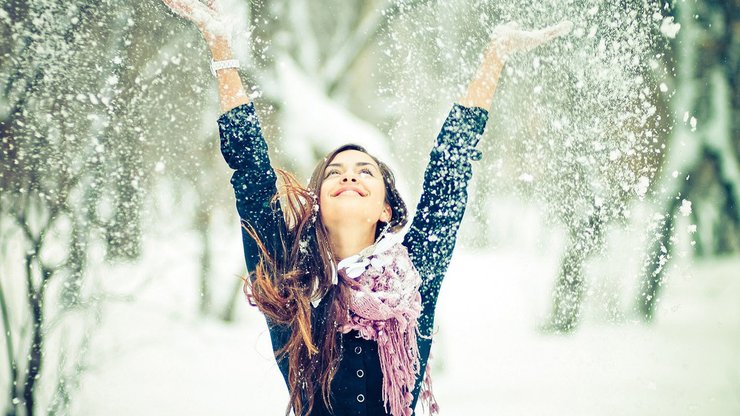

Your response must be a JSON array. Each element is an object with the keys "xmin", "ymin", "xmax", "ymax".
[
  {"xmin": 459, "ymin": 50, "xmax": 506, "ymax": 110},
  {"xmin": 483, "ymin": 39, "xmax": 509, "ymax": 65},
  {"xmin": 208, "ymin": 36, "xmax": 233, "ymax": 60}
]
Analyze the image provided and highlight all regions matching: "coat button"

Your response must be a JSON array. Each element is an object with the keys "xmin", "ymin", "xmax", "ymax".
[
  {"xmin": 356, "ymin": 394, "xmax": 365, "ymax": 403},
  {"xmin": 356, "ymin": 369, "xmax": 364, "ymax": 378},
  {"xmin": 354, "ymin": 346, "xmax": 362, "ymax": 354}
]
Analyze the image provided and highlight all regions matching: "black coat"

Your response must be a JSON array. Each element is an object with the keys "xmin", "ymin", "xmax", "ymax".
[{"xmin": 217, "ymin": 102, "xmax": 488, "ymax": 415}]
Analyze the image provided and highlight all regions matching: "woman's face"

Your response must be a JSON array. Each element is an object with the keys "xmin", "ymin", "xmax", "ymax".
[{"xmin": 318, "ymin": 150, "xmax": 391, "ymax": 232}]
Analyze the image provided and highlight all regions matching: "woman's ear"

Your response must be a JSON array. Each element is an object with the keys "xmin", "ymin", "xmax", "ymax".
[{"xmin": 380, "ymin": 204, "xmax": 392, "ymax": 223}]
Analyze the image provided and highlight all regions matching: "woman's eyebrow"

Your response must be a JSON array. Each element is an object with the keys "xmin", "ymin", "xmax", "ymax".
[
  {"xmin": 326, "ymin": 162, "xmax": 378, "ymax": 169},
  {"xmin": 355, "ymin": 162, "xmax": 380, "ymax": 173}
]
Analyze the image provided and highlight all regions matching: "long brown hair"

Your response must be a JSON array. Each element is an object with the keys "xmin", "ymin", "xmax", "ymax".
[{"xmin": 245, "ymin": 144, "xmax": 408, "ymax": 415}]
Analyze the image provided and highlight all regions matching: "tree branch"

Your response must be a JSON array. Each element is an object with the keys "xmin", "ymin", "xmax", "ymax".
[{"xmin": 0, "ymin": 273, "xmax": 19, "ymax": 415}]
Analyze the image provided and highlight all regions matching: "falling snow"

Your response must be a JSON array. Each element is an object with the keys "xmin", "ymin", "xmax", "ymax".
[{"xmin": 1, "ymin": 0, "xmax": 737, "ymax": 415}]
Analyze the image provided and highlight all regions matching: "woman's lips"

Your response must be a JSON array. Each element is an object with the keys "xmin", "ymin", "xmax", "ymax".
[
  {"xmin": 333, "ymin": 186, "xmax": 366, "ymax": 197},
  {"xmin": 338, "ymin": 190, "xmax": 360, "ymax": 196}
]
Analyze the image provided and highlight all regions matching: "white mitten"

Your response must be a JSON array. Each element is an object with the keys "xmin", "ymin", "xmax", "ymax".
[
  {"xmin": 161, "ymin": 0, "xmax": 231, "ymax": 40},
  {"xmin": 488, "ymin": 20, "xmax": 574, "ymax": 59}
]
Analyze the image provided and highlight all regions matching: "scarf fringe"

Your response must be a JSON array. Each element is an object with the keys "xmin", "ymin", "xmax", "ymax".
[
  {"xmin": 419, "ymin": 351, "xmax": 440, "ymax": 415},
  {"xmin": 377, "ymin": 318, "xmax": 419, "ymax": 416}
]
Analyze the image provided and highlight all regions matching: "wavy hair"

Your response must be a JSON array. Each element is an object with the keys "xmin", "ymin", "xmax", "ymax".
[{"xmin": 244, "ymin": 144, "xmax": 408, "ymax": 415}]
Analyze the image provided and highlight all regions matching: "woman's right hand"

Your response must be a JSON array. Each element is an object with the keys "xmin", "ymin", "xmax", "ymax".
[
  {"xmin": 162, "ymin": 0, "xmax": 248, "ymax": 113},
  {"xmin": 161, "ymin": 0, "xmax": 230, "ymax": 48}
]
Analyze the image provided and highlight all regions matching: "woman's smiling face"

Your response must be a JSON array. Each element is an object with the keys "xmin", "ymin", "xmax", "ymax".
[{"xmin": 319, "ymin": 150, "xmax": 391, "ymax": 231}]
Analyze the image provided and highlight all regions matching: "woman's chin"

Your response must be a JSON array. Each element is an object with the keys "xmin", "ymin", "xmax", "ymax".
[
  {"xmin": 323, "ymin": 209, "xmax": 378, "ymax": 227},
  {"xmin": 326, "ymin": 197, "xmax": 373, "ymax": 210}
]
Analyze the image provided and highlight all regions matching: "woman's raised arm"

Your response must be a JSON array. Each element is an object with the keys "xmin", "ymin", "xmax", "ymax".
[
  {"xmin": 161, "ymin": 0, "xmax": 287, "ymax": 277},
  {"xmin": 460, "ymin": 21, "xmax": 573, "ymax": 111},
  {"xmin": 405, "ymin": 20, "xmax": 574, "ymax": 331},
  {"xmin": 162, "ymin": 0, "xmax": 249, "ymax": 113}
]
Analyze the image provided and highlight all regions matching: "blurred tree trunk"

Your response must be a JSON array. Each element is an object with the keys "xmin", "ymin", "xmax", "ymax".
[
  {"xmin": 636, "ymin": 0, "xmax": 739, "ymax": 320},
  {"xmin": 20, "ymin": 215, "xmax": 56, "ymax": 416},
  {"xmin": 545, "ymin": 207, "xmax": 607, "ymax": 333},
  {"xmin": 220, "ymin": 273, "xmax": 246, "ymax": 323},
  {"xmin": 0, "ymin": 1, "xmax": 206, "ymax": 413},
  {"xmin": 1, "ymin": 2, "xmax": 97, "ymax": 412},
  {"xmin": 195, "ymin": 200, "xmax": 212, "ymax": 315}
]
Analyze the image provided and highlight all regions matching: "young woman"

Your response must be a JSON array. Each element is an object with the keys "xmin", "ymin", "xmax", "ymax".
[{"xmin": 162, "ymin": 1, "xmax": 572, "ymax": 415}]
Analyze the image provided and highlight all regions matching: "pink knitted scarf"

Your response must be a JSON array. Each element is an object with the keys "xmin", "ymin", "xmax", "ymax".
[{"xmin": 335, "ymin": 233, "xmax": 438, "ymax": 416}]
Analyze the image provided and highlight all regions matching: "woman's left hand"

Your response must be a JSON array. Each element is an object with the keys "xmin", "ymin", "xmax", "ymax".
[
  {"xmin": 459, "ymin": 20, "xmax": 573, "ymax": 112},
  {"xmin": 486, "ymin": 21, "xmax": 574, "ymax": 60}
]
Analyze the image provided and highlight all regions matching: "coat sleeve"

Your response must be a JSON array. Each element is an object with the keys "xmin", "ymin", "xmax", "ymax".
[
  {"xmin": 217, "ymin": 102, "xmax": 287, "ymax": 277},
  {"xmin": 402, "ymin": 103, "xmax": 488, "ymax": 334}
]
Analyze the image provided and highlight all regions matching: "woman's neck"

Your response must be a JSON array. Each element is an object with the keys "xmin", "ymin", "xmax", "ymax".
[{"xmin": 329, "ymin": 223, "xmax": 377, "ymax": 260}]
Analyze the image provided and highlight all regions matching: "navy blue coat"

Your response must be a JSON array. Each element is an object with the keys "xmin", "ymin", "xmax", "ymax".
[{"xmin": 217, "ymin": 103, "xmax": 488, "ymax": 415}]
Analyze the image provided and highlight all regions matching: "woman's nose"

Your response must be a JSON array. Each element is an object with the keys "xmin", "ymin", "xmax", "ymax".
[{"xmin": 341, "ymin": 174, "xmax": 358, "ymax": 182}]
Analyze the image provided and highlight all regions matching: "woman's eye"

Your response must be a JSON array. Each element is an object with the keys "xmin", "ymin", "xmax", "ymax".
[
  {"xmin": 325, "ymin": 169, "xmax": 339, "ymax": 178},
  {"xmin": 360, "ymin": 168, "xmax": 374, "ymax": 176}
]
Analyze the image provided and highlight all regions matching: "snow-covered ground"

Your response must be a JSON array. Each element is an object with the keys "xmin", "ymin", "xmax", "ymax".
[
  {"xmin": 65, "ymin": 200, "xmax": 740, "ymax": 416},
  {"xmin": 434, "ymin": 251, "xmax": 740, "ymax": 416}
]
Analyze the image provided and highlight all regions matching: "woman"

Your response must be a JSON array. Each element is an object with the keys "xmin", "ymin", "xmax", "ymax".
[{"xmin": 162, "ymin": 1, "xmax": 572, "ymax": 415}]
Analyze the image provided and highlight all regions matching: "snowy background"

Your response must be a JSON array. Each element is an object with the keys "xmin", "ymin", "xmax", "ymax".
[{"xmin": 1, "ymin": 0, "xmax": 738, "ymax": 415}]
